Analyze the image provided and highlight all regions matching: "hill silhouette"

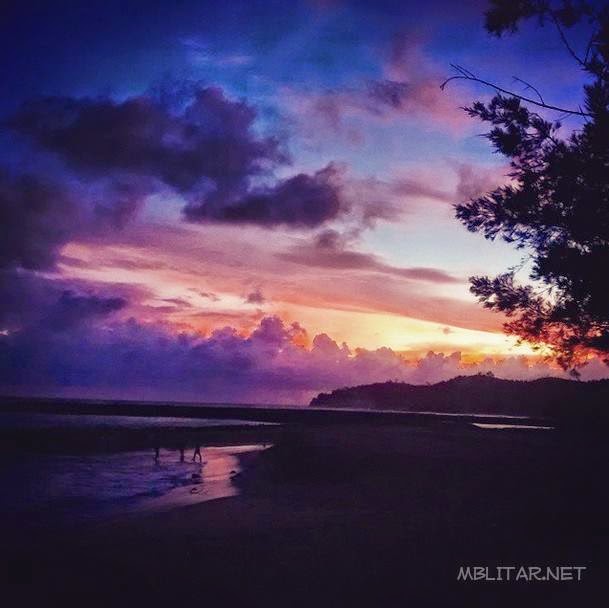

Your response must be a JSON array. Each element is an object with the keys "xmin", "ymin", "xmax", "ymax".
[{"xmin": 310, "ymin": 374, "xmax": 609, "ymax": 423}]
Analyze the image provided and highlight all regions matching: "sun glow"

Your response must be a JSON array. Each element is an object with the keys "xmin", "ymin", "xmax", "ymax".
[{"xmin": 59, "ymin": 241, "xmax": 533, "ymax": 358}]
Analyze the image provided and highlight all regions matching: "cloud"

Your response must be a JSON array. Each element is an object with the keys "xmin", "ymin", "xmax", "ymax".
[
  {"xmin": 370, "ymin": 161, "xmax": 510, "ymax": 209},
  {"xmin": 245, "ymin": 288, "xmax": 266, "ymax": 305},
  {"xmin": 389, "ymin": 175, "xmax": 454, "ymax": 204},
  {"xmin": 0, "ymin": 162, "xmax": 153, "ymax": 277},
  {"xmin": 0, "ymin": 170, "xmax": 78, "ymax": 270},
  {"xmin": 161, "ymin": 297, "xmax": 193, "ymax": 309},
  {"xmin": 41, "ymin": 290, "xmax": 126, "ymax": 332},
  {"xmin": 67, "ymin": 220, "xmax": 502, "ymax": 334},
  {"xmin": 184, "ymin": 163, "xmax": 345, "ymax": 227},
  {"xmin": 0, "ymin": 269, "xmax": 137, "ymax": 333},
  {"xmin": 286, "ymin": 31, "xmax": 469, "ymax": 142},
  {"xmin": 180, "ymin": 38, "xmax": 253, "ymax": 68},
  {"xmin": 9, "ymin": 86, "xmax": 283, "ymax": 195},
  {"xmin": 2, "ymin": 313, "xmax": 605, "ymax": 404},
  {"xmin": 453, "ymin": 162, "xmax": 508, "ymax": 202},
  {"xmin": 8, "ymin": 84, "xmax": 352, "ymax": 229},
  {"xmin": 378, "ymin": 30, "xmax": 469, "ymax": 129},
  {"xmin": 188, "ymin": 288, "xmax": 220, "ymax": 302},
  {"xmin": 277, "ymin": 229, "xmax": 461, "ymax": 284}
]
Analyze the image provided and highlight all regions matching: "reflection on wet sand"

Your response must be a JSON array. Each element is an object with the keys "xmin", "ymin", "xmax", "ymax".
[{"xmin": 143, "ymin": 444, "xmax": 269, "ymax": 511}]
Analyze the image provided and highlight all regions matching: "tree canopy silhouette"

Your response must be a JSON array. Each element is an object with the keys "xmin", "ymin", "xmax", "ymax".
[{"xmin": 451, "ymin": 0, "xmax": 609, "ymax": 372}]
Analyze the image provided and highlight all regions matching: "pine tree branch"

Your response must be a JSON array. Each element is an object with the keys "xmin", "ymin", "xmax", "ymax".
[
  {"xmin": 440, "ymin": 64, "xmax": 593, "ymax": 117},
  {"xmin": 549, "ymin": 10, "xmax": 588, "ymax": 69}
]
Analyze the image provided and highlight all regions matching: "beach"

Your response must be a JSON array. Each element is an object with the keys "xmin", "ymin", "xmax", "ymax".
[{"xmin": 1, "ymin": 416, "xmax": 607, "ymax": 607}]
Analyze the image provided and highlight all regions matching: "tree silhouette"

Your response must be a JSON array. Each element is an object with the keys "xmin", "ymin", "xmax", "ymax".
[{"xmin": 449, "ymin": 0, "xmax": 609, "ymax": 372}]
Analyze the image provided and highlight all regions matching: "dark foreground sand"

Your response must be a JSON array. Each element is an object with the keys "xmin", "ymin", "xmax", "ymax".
[{"xmin": 1, "ymin": 421, "xmax": 607, "ymax": 607}]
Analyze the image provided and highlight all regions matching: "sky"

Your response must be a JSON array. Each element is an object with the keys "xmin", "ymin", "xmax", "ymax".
[{"xmin": 2, "ymin": 0, "xmax": 608, "ymax": 404}]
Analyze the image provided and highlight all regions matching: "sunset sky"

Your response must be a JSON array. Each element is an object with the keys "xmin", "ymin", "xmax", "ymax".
[{"xmin": 2, "ymin": 0, "xmax": 607, "ymax": 403}]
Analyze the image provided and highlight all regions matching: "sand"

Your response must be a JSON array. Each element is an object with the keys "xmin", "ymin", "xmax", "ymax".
[{"xmin": 1, "ymin": 421, "xmax": 607, "ymax": 607}]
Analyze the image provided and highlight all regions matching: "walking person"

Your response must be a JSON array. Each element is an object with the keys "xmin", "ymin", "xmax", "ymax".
[{"xmin": 192, "ymin": 445, "xmax": 202, "ymax": 462}]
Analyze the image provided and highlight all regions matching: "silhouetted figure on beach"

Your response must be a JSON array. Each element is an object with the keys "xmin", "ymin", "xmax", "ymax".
[
  {"xmin": 192, "ymin": 446, "xmax": 202, "ymax": 462},
  {"xmin": 179, "ymin": 446, "xmax": 185, "ymax": 462},
  {"xmin": 154, "ymin": 446, "xmax": 160, "ymax": 462}
]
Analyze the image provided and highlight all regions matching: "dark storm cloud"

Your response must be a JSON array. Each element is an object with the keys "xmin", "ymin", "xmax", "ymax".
[
  {"xmin": 0, "ymin": 167, "xmax": 148, "ymax": 274},
  {"xmin": 9, "ymin": 85, "xmax": 351, "ymax": 228},
  {"xmin": 0, "ymin": 170, "xmax": 77, "ymax": 270},
  {"xmin": 185, "ymin": 164, "xmax": 344, "ymax": 227},
  {"xmin": 42, "ymin": 290, "xmax": 127, "ymax": 331},
  {"xmin": 0, "ymin": 269, "xmax": 134, "ymax": 333},
  {"xmin": 0, "ymin": 270, "xmax": 53, "ymax": 330},
  {"xmin": 90, "ymin": 177, "xmax": 149, "ymax": 229},
  {"xmin": 9, "ymin": 87, "xmax": 284, "ymax": 195},
  {"xmin": 0, "ymin": 271, "xmax": 131, "ymax": 393}
]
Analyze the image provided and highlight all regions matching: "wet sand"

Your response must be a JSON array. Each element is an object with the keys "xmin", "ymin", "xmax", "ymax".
[{"xmin": 1, "ymin": 422, "xmax": 607, "ymax": 607}]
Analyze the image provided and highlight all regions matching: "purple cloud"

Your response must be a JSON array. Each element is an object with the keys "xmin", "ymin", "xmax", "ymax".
[
  {"xmin": 42, "ymin": 290, "xmax": 127, "ymax": 332},
  {"xmin": 2, "ymin": 314, "xmax": 603, "ymax": 405},
  {"xmin": 245, "ymin": 288, "xmax": 266, "ymax": 305},
  {"xmin": 9, "ymin": 86, "xmax": 283, "ymax": 195},
  {"xmin": 185, "ymin": 164, "xmax": 344, "ymax": 227},
  {"xmin": 9, "ymin": 84, "xmax": 350, "ymax": 229},
  {"xmin": 0, "ymin": 170, "xmax": 77, "ymax": 270},
  {"xmin": 0, "ymin": 270, "xmax": 136, "ymax": 333}
]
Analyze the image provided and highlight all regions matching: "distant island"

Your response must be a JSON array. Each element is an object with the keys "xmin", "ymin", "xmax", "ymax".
[{"xmin": 310, "ymin": 374, "xmax": 609, "ymax": 422}]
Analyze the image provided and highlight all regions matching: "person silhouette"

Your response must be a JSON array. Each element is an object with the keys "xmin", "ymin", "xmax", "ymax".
[
  {"xmin": 192, "ymin": 446, "xmax": 202, "ymax": 462},
  {"xmin": 154, "ymin": 446, "xmax": 160, "ymax": 462},
  {"xmin": 179, "ymin": 446, "xmax": 185, "ymax": 462}
]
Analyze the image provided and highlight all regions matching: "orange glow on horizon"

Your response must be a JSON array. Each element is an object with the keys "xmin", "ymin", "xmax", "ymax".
[{"xmin": 59, "ymin": 241, "xmax": 535, "ymax": 359}]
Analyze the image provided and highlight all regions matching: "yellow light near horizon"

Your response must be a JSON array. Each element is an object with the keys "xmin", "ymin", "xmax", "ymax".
[
  {"xmin": 60, "ymin": 242, "xmax": 536, "ymax": 359},
  {"xmin": 277, "ymin": 304, "xmax": 536, "ymax": 357}
]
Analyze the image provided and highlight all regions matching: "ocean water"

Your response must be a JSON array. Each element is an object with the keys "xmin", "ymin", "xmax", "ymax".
[
  {"xmin": 0, "ymin": 411, "xmax": 269, "ymax": 430},
  {"xmin": 0, "ymin": 413, "xmax": 272, "ymax": 526}
]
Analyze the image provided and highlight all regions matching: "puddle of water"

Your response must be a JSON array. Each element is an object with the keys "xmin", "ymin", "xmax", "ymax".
[{"xmin": 472, "ymin": 423, "xmax": 554, "ymax": 430}]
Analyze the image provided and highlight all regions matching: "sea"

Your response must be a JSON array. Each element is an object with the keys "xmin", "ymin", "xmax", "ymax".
[{"xmin": 0, "ymin": 408, "xmax": 554, "ymax": 528}]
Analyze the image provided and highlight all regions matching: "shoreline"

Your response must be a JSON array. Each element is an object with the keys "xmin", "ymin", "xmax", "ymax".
[
  {"xmin": 0, "ymin": 419, "xmax": 283, "ymax": 454},
  {"xmin": 1, "ymin": 421, "xmax": 606, "ymax": 606},
  {"xmin": 0, "ymin": 394, "xmax": 563, "ymax": 428}
]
